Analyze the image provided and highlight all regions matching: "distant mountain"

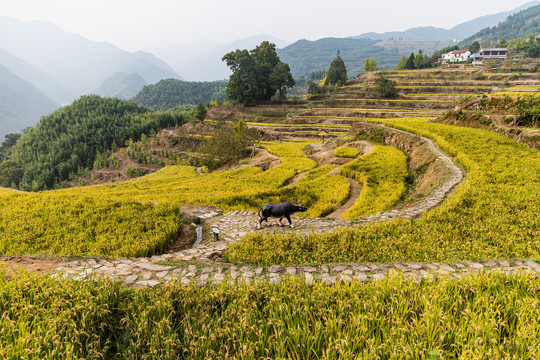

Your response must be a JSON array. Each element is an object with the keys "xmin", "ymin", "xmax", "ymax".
[
  {"xmin": 0, "ymin": 48, "xmax": 76, "ymax": 104},
  {"xmin": 133, "ymin": 79, "xmax": 228, "ymax": 109},
  {"xmin": 153, "ymin": 34, "xmax": 290, "ymax": 81},
  {"xmin": 355, "ymin": 1, "xmax": 540, "ymax": 41},
  {"xmin": 0, "ymin": 64, "xmax": 58, "ymax": 141},
  {"xmin": 461, "ymin": 3, "xmax": 540, "ymax": 45},
  {"xmin": 147, "ymin": 39, "xmax": 219, "ymax": 75},
  {"xmin": 277, "ymin": 38, "xmax": 402, "ymax": 78},
  {"xmin": 0, "ymin": 17, "xmax": 182, "ymax": 98},
  {"xmin": 93, "ymin": 72, "xmax": 148, "ymax": 100}
]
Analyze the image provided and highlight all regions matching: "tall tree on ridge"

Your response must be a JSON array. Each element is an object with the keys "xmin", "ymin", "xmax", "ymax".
[
  {"xmin": 405, "ymin": 53, "xmax": 415, "ymax": 70},
  {"xmin": 326, "ymin": 50, "xmax": 348, "ymax": 86},
  {"xmin": 270, "ymin": 62, "xmax": 295, "ymax": 102},
  {"xmin": 251, "ymin": 41, "xmax": 281, "ymax": 100},
  {"xmin": 222, "ymin": 42, "xmax": 294, "ymax": 105},
  {"xmin": 222, "ymin": 49, "xmax": 259, "ymax": 105}
]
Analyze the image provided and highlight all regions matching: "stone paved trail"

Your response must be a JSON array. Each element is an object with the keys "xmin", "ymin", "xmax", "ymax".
[
  {"xmin": 54, "ymin": 256, "xmax": 540, "ymax": 288},
  {"xmin": 52, "ymin": 125, "xmax": 474, "ymax": 287}
]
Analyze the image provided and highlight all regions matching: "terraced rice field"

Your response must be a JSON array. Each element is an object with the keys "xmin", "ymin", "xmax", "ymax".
[{"xmin": 1, "ymin": 68, "xmax": 539, "ymax": 358}]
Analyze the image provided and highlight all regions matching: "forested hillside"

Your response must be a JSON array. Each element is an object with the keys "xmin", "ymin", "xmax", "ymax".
[
  {"xmin": 0, "ymin": 95, "xmax": 188, "ymax": 191},
  {"xmin": 133, "ymin": 79, "xmax": 228, "ymax": 109},
  {"xmin": 462, "ymin": 4, "xmax": 540, "ymax": 45},
  {"xmin": 277, "ymin": 38, "xmax": 401, "ymax": 77}
]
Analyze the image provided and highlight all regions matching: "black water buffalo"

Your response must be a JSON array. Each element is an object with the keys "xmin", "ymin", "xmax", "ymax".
[{"xmin": 257, "ymin": 202, "xmax": 308, "ymax": 229}]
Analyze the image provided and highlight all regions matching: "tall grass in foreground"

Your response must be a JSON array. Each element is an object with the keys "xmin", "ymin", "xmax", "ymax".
[{"xmin": 2, "ymin": 271, "xmax": 540, "ymax": 359}]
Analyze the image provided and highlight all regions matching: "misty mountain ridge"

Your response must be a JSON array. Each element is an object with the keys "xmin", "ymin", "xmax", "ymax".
[
  {"xmin": 354, "ymin": 1, "xmax": 540, "ymax": 41},
  {"xmin": 152, "ymin": 33, "xmax": 290, "ymax": 81},
  {"xmin": 0, "ymin": 17, "xmax": 182, "ymax": 97},
  {"xmin": 0, "ymin": 48, "xmax": 76, "ymax": 104},
  {"xmin": 0, "ymin": 64, "xmax": 58, "ymax": 141},
  {"xmin": 93, "ymin": 72, "xmax": 148, "ymax": 100}
]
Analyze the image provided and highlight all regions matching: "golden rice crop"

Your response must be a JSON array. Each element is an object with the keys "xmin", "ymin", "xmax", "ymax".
[
  {"xmin": 4, "ymin": 271, "xmax": 540, "ymax": 359},
  {"xmin": 334, "ymin": 146, "xmax": 361, "ymax": 158},
  {"xmin": 335, "ymin": 98, "xmax": 454, "ymax": 103},
  {"xmin": 339, "ymin": 145, "xmax": 409, "ymax": 219},
  {"xmin": 301, "ymin": 164, "xmax": 339, "ymax": 181},
  {"xmin": 259, "ymin": 141, "xmax": 313, "ymax": 157},
  {"xmin": 0, "ymin": 191, "xmax": 182, "ymax": 257}
]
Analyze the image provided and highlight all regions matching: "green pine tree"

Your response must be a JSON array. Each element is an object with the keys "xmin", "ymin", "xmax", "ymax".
[{"xmin": 326, "ymin": 51, "xmax": 348, "ymax": 86}]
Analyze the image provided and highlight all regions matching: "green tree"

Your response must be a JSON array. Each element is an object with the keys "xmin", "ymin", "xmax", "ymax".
[
  {"xmin": 308, "ymin": 82, "xmax": 320, "ymax": 96},
  {"xmin": 222, "ymin": 49, "xmax": 259, "ymax": 105},
  {"xmin": 0, "ymin": 160, "xmax": 22, "ymax": 187},
  {"xmin": 201, "ymin": 120, "xmax": 255, "ymax": 169},
  {"xmin": 364, "ymin": 58, "xmax": 378, "ymax": 72},
  {"xmin": 396, "ymin": 55, "xmax": 408, "ymax": 70},
  {"xmin": 326, "ymin": 51, "xmax": 348, "ymax": 86},
  {"xmin": 413, "ymin": 50, "xmax": 424, "ymax": 69},
  {"xmin": 251, "ymin": 41, "xmax": 281, "ymax": 100},
  {"xmin": 405, "ymin": 53, "xmax": 415, "ymax": 70},
  {"xmin": 270, "ymin": 62, "xmax": 295, "ymax": 102},
  {"xmin": 470, "ymin": 41, "xmax": 480, "ymax": 53},
  {"xmin": 0, "ymin": 133, "xmax": 21, "ymax": 162},
  {"xmin": 374, "ymin": 73, "xmax": 398, "ymax": 99},
  {"xmin": 528, "ymin": 40, "xmax": 540, "ymax": 57},
  {"xmin": 222, "ymin": 42, "xmax": 294, "ymax": 105},
  {"xmin": 192, "ymin": 102, "xmax": 207, "ymax": 121}
]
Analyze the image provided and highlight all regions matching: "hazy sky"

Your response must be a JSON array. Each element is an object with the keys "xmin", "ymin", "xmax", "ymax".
[{"xmin": 0, "ymin": 0, "xmax": 534, "ymax": 51}]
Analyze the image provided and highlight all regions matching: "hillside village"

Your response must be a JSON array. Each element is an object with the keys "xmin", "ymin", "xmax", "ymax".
[{"xmin": 0, "ymin": 1, "xmax": 540, "ymax": 358}]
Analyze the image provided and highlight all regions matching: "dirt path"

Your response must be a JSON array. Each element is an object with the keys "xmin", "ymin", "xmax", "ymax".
[
  {"xmin": 326, "ymin": 178, "xmax": 362, "ymax": 220},
  {"xmin": 0, "ymin": 256, "xmax": 65, "ymax": 276},
  {"xmin": 288, "ymin": 172, "xmax": 307, "ymax": 186},
  {"xmin": 325, "ymin": 140, "xmax": 372, "ymax": 219}
]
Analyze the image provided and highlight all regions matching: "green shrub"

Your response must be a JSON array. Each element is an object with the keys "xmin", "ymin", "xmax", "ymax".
[{"xmin": 125, "ymin": 167, "xmax": 149, "ymax": 178}]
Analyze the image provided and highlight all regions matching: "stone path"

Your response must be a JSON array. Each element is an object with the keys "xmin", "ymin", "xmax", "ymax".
[
  {"xmin": 52, "ymin": 126, "xmax": 468, "ymax": 286},
  {"xmin": 356, "ymin": 123, "xmax": 464, "ymax": 223},
  {"xmin": 54, "ymin": 257, "xmax": 540, "ymax": 288}
]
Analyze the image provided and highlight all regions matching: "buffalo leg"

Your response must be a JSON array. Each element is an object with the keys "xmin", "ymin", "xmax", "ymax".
[
  {"xmin": 278, "ymin": 218, "xmax": 283, "ymax": 226},
  {"xmin": 257, "ymin": 217, "xmax": 267, "ymax": 229},
  {"xmin": 286, "ymin": 215, "xmax": 294, "ymax": 228}
]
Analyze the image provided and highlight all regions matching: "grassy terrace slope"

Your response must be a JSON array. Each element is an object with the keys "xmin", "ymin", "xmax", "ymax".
[
  {"xmin": 226, "ymin": 69, "xmax": 540, "ymax": 265},
  {"xmin": 0, "ymin": 141, "xmax": 354, "ymax": 257},
  {"xmin": 227, "ymin": 116, "xmax": 540, "ymax": 265},
  {"xmin": 61, "ymin": 141, "xmax": 351, "ymax": 218}
]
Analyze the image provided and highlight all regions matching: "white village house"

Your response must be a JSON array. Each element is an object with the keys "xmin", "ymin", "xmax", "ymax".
[
  {"xmin": 442, "ymin": 49, "xmax": 472, "ymax": 62},
  {"xmin": 471, "ymin": 48, "xmax": 508, "ymax": 64}
]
